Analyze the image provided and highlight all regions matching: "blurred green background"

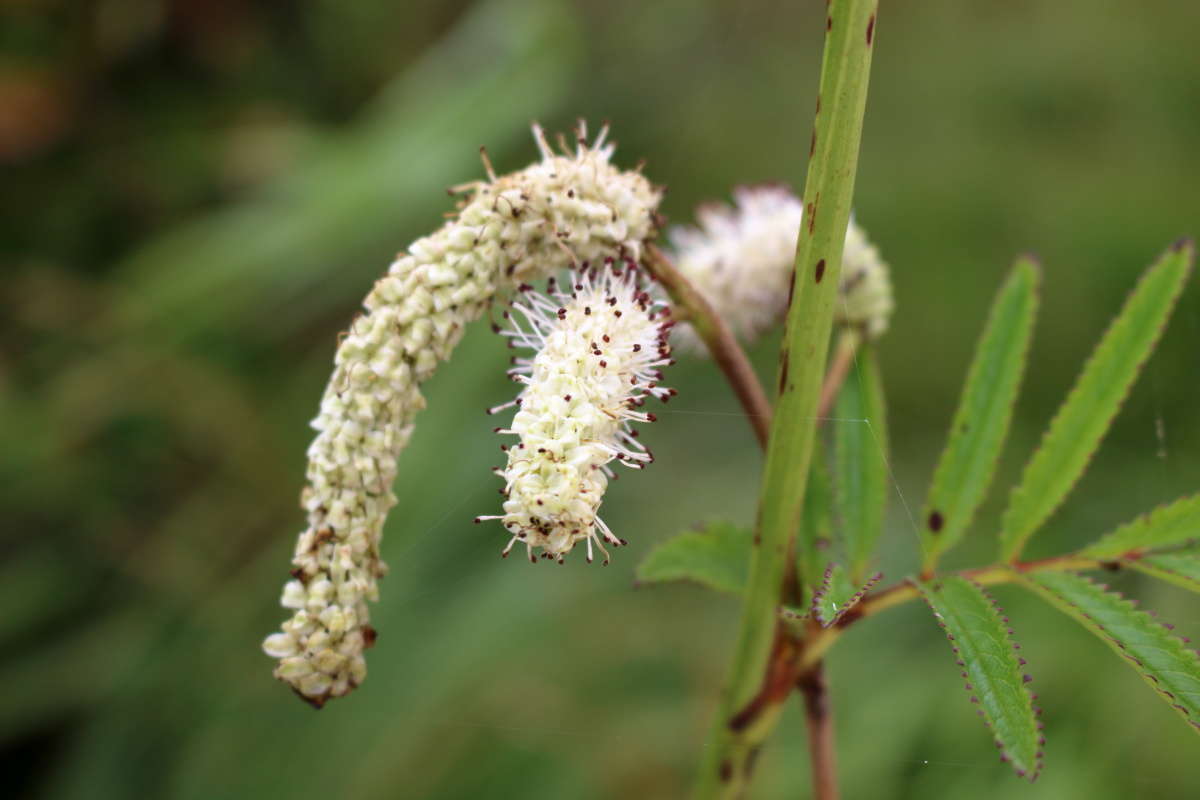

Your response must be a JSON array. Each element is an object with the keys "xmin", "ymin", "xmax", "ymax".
[{"xmin": 4, "ymin": 0, "xmax": 1199, "ymax": 797}]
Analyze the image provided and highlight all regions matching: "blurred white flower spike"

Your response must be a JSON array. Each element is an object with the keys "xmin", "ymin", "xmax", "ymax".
[
  {"xmin": 263, "ymin": 122, "xmax": 662, "ymax": 706},
  {"xmin": 668, "ymin": 185, "xmax": 893, "ymax": 350},
  {"xmin": 670, "ymin": 185, "xmax": 805, "ymax": 348},
  {"xmin": 837, "ymin": 217, "xmax": 895, "ymax": 339},
  {"xmin": 476, "ymin": 258, "xmax": 675, "ymax": 565}
]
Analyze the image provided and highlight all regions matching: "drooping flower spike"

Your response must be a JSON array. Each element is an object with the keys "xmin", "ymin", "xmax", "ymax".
[
  {"xmin": 262, "ymin": 123, "xmax": 662, "ymax": 706},
  {"xmin": 668, "ymin": 185, "xmax": 894, "ymax": 351},
  {"xmin": 476, "ymin": 258, "xmax": 675, "ymax": 565}
]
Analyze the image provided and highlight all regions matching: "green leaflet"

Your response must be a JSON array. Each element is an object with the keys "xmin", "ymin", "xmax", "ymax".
[
  {"xmin": 1081, "ymin": 493, "xmax": 1200, "ymax": 559},
  {"xmin": 922, "ymin": 259, "xmax": 1039, "ymax": 569},
  {"xmin": 918, "ymin": 576, "xmax": 1041, "ymax": 780},
  {"xmin": 811, "ymin": 562, "xmax": 881, "ymax": 627},
  {"xmin": 834, "ymin": 345, "xmax": 888, "ymax": 582},
  {"xmin": 1130, "ymin": 553, "xmax": 1200, "ymax": 594},
  {"xmin": 999, "ymin": 242, "xmax": 1193, "ymax": 562},
  {"xmin": 798, "ymin": 439, "xmax": 835, "ymax": 595},
  {"xmin": 635, "ymin": 522, "xmax": 751, "ymax": 595},
  {"xmin": 1022, "ymin": 571, "xmax": 1200, "ymax": 734}
]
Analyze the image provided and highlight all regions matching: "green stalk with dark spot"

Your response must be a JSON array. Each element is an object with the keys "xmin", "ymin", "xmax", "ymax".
[{"xmin": 694, "ymin": 2, "xmax": 879, "ymax": 797}]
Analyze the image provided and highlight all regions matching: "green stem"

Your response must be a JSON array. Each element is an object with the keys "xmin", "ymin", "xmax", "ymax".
[
  {"xmin": 694, "ymin": 2, "xmax": 879, "ymax": 797},
  {"xmin": 796, "ymin": 554, "xmax": 1111, "ymax": 670}
]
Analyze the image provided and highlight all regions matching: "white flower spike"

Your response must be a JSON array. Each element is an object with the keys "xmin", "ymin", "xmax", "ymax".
[
  {"xmin": 668, "ymin": 185, "xmax": 893, "ymax": 350},
  {"xmin": 264, "ymin": 123, "xmax": 662, "ymax": 706},
  {"xmin": 475, "ymin": 258, "xmax": 675, "ymax": 565}
]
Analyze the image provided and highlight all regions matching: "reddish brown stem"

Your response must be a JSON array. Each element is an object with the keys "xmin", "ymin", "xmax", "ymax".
[
  {"xmin": 644, "ymin": 245, "xmax": 772, "ymax": 448},
  {"xmin": 798, "ymin": 663, "xmax": 839, "ymax": 800}
]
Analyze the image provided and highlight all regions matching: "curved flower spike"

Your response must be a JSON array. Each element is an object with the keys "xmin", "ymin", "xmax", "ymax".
[
  {"xmin": 263, "ymin": 123, "xmax": 662, "ymax": 706},
  {"xmin": 668, "ymin": 185, "xmax": 893, "ymax": 350},
  {"xmin": 476, "ymin": 259, "xmax": 675, "ymax": 565}
]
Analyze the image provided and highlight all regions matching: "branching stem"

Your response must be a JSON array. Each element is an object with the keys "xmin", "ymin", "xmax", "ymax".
[
  {"xmin": 796, "ymin": 554, "xmax": 1111, "ymax": 670},
  {"xmin": 693, "ymin": 2, "xmax": 879, "ymax": 797},
  {"xmin": 645, "ymin": 244, "xmax": 772, "ymax": 448}
]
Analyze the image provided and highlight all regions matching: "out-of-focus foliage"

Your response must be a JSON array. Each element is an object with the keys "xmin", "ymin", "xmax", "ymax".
[{"xmin": 3, "ymin": 0, "xmax": 1199, "ymax": 798}]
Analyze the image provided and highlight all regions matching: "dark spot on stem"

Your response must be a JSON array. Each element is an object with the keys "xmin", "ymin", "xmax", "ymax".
[
  {"xmin": 1171, "ymin": 236, "xmax": 1193, "ymax": 253},
  {"xmin": 826, "ymin": 16, "xmax": 832, "ymax": 32},
  {"xmin": 866, "ymin": 14, "xmax": 875, "ymax": 45},
  {"xmin": 928, "ymin": 510, "xmax": 944, "ymax": 533},
  {"xmin": 806, "ymin": 202, "xmax": 815, "ymax": 234},
  {"xmin": 746, "ymin": 744, "xmax": 763, "ymax": 773},
  {"xmin": 786, "ymin": 266, "xmax": 796, "ymax": 308},
  {"xmin": 719, "ymin": 760, "xmax": 733, "ymax": 783},
  {"xmin": 810, "ymin": 129, "xmax": 817, "ymax": 158},
  {"xmin": 814, "ymin": 259, "xmax": 826, "ymax": 283},
  {"xmin": 778, "ymin": 348, "xmax": 790, "ymax": 393}
]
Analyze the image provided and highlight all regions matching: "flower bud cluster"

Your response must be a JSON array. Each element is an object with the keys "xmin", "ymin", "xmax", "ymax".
[
  {"xmin": 668, "ymin": 185, "xmax": 893, "ymax": 350},
  {"xmin": 475, "ymin": 259, "xmax": 674, "ymax": 565},
  {"xmin": 263, "ymin": 124, "xmax": 662, "ymax": 705}
]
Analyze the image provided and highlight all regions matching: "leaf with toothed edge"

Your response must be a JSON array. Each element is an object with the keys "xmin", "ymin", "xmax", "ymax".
[
  {"xmin": 635, "ymin": 522, "xmax": 750, "ymax": 595},
  {"xmin": 1021, "ymin": 571, "xmax": 1200, "ymax": 735},
  {"xmin": 998, "ymin": 241, "xmax": 1193, "ymax": 562},
  {"xmin": 918, "ymin": 576, "xmax": 1042, "ymax": 780},
  {"xmin": 1130, "ymin": 553, "xmax": 1200, "ymax": 593},
  {"xmin": 1081, "ymin": 493, "xmax": 1200, "ymax": 559},
  {"xmin": 833, "ymin": 345, "xmax": 888, "ymax": 582},
  {"xmin": 810, "ymin": 562, "xmax": 882, "ymax": 627},
  {"xmin": 921, "ymin": 258, "xmax": 1038, "ymax": 570}
]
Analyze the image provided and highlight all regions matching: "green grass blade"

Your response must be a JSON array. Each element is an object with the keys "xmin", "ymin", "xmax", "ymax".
[
  {"xmin": 635, "ymin": 523, "xmax": 751, "ymax": 595},
  {"xmin": 1021, "ymin": 571, "xmax": 1200, "ymax": 735},
  {"xmin": 811, "ymin": 563, "xmax": 882, "ymax": 627},
  {"xmin": 1130, "ymin": 553, "xmax": 1200, "ymax": 594},
  {"xmin": 999, "ymin": 241, "xmax": 1194, "ymax": 562},
  {"xmin": 1081, "ymin": 493, "xmax": 1200, "ymax": 559},
  {"xmin": 834, "ymin": 345, "xmax": 888, "ymax": 581},
  {"xmin": 922, "ymin": 258, "xmax": 1039, "ymax": 570},
  {"xmin": 918, "ymin": 576, "xmax": 1042, "ymax": 780}
]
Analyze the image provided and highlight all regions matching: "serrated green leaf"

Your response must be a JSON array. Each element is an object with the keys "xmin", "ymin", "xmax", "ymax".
[
  {"xmin": 999, "ymin": 242, "xmax": 1193, "ymax": 561},
  {"xmin": 811, "ymin": 562, "xmax": 881, "ymax": 627},
  {"xmin": 635, "ymin": 522, "xmax": 751, "ymax": 595},
  {"xmin": 1130, "ymin": 553, "xmax": 1200, "ymax": 594},
  {"xmin": 834, "ymin": 345, "xmax": 888, "ymax": 581},
  {"xmin": 922, "ymin": 258, "xmax": 1039, "ymax": 569},
  {"xmin": 918, "ymin": 576, "xmax": 1041, "ymax": 779},
  {"xmin": 812, "ymin": 563, "xmax": 854, "ymax": 625},
  {"xmin": 1021, "ymin": 571, "xmax": 1200, "ymax": 734},
  {"xmin": 1081, "ymin": 493, "xmax": 1200, "ymax": 559},
  {"xmin": 798, "ymin": 439, "xmax": 834, "ymax": 594}
]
